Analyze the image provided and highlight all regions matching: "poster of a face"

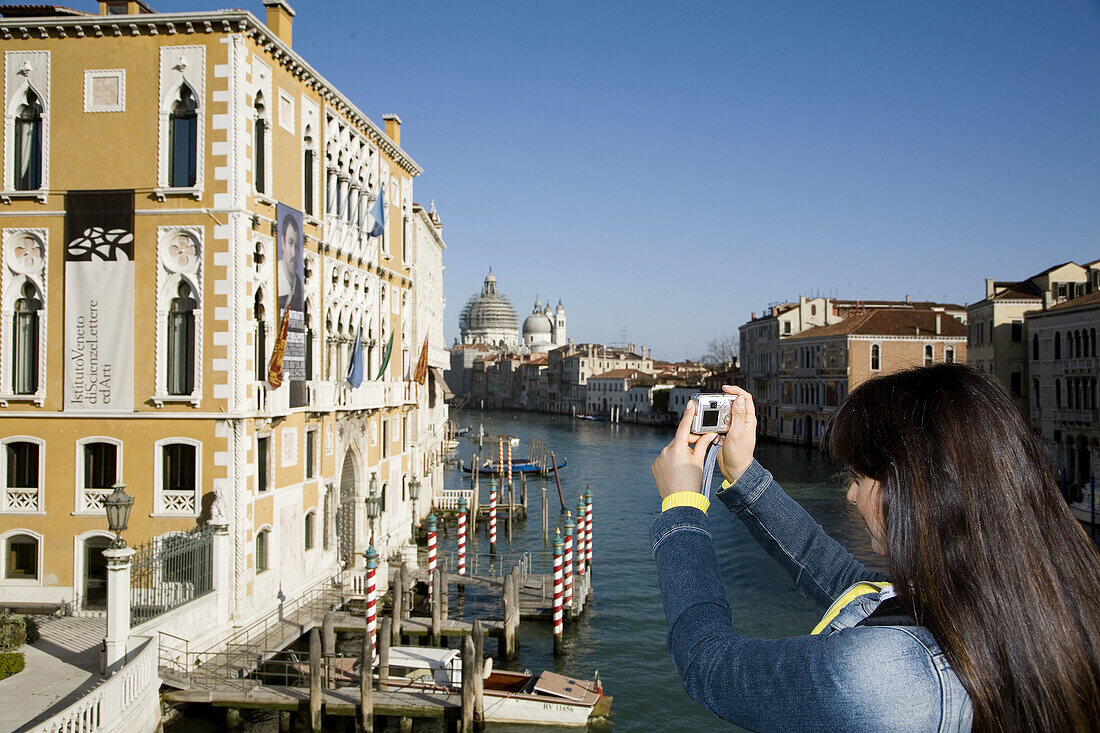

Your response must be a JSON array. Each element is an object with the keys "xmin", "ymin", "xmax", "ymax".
[{"xmin": 276, "ymin": 203, "xmax": 307, "ymax": 407}]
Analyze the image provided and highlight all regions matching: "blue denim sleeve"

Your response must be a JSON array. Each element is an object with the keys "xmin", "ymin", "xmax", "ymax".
[
  {"xmin": 715, "ymin": 459, "xmax": 886, "ymax": 609},
  {"xmin": 651, "ymin": 507, "xmax": 947, "ymax": 732}
]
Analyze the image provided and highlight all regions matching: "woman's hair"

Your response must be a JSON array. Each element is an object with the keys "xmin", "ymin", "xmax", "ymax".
[{"xmin": 824, "ymin": 363, "xmax": 1100, "ymax": 732}]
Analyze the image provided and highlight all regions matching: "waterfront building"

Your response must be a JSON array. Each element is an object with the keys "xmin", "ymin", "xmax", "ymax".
[
  {"xmin": 1025, "ymin": 287, "xmax": 1100, "ymax": 487},
  {"xmin": 448, "ymin": 341, "xmax": 494, "ymax": 398},
  {"xmin": 780, "ymin": 309, "xmax": 967, "ymax": 445},
  {"xmin": 967, "ymin": 261, "xmax": 1096, "ymax": 408},
  {"xmin": 739, "ymin": 295, "xmax": 965, "ymax": 439},
  {"xmin": 0, "ymin": 1, "xmax": 445, "ymax": 645},
  {"xmin": 545, "ymin": 343, "xmax": 654, "ymax": 415},
  {"xmin": 585, "ymin": 369, "xmax": 655, "ymax": 418}
]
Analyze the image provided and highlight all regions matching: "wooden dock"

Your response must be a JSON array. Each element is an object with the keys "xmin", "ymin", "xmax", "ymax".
[{"xmin": 163, "ymin": 685, "xmax": 460, "ymax": 721}]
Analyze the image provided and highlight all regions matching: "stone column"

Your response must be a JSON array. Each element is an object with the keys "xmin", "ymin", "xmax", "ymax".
[
  {"xmin": 209, "ymin": 517, "xmax": 231, "ymax": 627},
  {"xmin": 103, "ymin": 546, "xmax": 136, "ymax": 675}
]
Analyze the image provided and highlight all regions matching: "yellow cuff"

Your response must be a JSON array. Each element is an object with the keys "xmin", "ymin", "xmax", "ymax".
[
  {"xmin": 661, "ymin": 491, "xmax": 710, "ymax": 513},
  {"xmin": 721, "ymin": 479, "xmax": 732, "ymax": 490}
]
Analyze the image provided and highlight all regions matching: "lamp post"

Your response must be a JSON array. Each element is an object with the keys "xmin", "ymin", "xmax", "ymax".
[
  {"xmin": 366, "ymin": 473, "xmax": 381, "ymax": 547},
  {"xmin": 409, "ymin": 476, "xmax": 421, "ymax": 539},
  {"xmin": 102, "ymin": 483, "xmax": 135, "ymax": 674},
  {"xmin": 104, "ymin": 482, "xmax": 135, "ymax": 549}
]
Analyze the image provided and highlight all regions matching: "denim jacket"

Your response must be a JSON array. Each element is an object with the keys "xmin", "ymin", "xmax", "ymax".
[{"xmin": 651, "ymin": 459, "xmax": 973, "ymax": 732}]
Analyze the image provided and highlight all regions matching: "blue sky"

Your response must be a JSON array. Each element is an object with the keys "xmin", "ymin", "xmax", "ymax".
[{"xmin": 150, "ymin": 1, "xmax": 1099, "ymax": 360}]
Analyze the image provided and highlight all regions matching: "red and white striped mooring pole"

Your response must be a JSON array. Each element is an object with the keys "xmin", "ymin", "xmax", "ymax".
[
  {"xmin": 489, "ymin": 482, "xmax": 498, "ymax": 555},
  {"xmin": 576, "ymin": 496, "xmax": 587, "ymax": 576},
  {"xmin": 365, "ymin": 545, "xmax": 378, "ymax": 660},
  {"xmin": 563, "ymin": 512, "xmax": 574, "ymax": 614},
  {"xmin": 553, "ymin": 529, "xmax": 564, "ymax": 655},
  {"xmin": 427, "ymin": 513, "xmax": 438, "ymax": 595},
  {"xmin": 457, "ymin": 497, "xmax": 467, "ymax": 576},
  {"xmin": 585, "ymin": 485, "xmax": 593, "ymax": 568}
]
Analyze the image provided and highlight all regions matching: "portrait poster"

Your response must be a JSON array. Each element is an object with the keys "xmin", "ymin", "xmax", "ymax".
[
  {"xmin": 64, "ymin": 190, "xmax": 134, "ymax": 411},
  {"xmin": 276, "ymin": 203, "xmax": 307, "ymax": 407}
]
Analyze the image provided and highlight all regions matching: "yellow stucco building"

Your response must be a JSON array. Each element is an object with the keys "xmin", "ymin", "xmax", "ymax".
[{"xmin": 0, "ymin": 0, "xmax": 447, "ymax": 633}]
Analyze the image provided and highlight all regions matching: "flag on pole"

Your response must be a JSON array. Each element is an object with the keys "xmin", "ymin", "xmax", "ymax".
[
  {"xmin": 413, "ymin": 335, "xmax": 430, "ymax": 384},
  {"xmin": 346, "ymin": 327, "xmax": 364, "ymax": 388},
  {"xmin": 368, "ymin": 182, "xmax": 386, "ymax": 238},
  {"xmin": 376, "ymin": 332, "xmax": 394, "ymax": 381},
  {"xmin": 267, "ymin": 306, "xmax": 290, "ymax": 387}
]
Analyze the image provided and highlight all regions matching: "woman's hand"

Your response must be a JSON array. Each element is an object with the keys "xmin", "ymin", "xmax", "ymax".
[
  {"xmin": 652, "ymin": 402, "xmax": 720, "ymax": 500},
  {"xmin": 716, "ymin": 385, "xmax": 757, "ymax": 485}
]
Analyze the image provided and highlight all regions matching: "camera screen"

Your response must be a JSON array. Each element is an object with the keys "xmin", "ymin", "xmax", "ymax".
[{"xmin": 701, "ymin": 409, "xmax": 720, "ymax": 428}]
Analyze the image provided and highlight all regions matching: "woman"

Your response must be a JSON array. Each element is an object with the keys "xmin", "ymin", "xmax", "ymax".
[{"xmin": 651, "ymin": 363, "xmax": 1100, "ymax": 732}]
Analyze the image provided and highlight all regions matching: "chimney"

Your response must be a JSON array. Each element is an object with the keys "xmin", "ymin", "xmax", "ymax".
[
  {"xmin": 100, "ymin": 0, "xmax": 155, "ymax": 13},
  {"xmin": 905, "ymin": 294, "xmax": 910, "ymax": 304},
  {"xmin": 263, "ymin": 0, "xmax": 295, "ymax": 46},
  {"xmin": 985, "ymin": 278, "xmax": 994, "ymax": 299},
  {"xmin": 935, "ymin": 313, "xmax": 941, "ymax": 334},
  {"xmin": 383, "ymin": 114, "xmax": 402, "ymax": 146}
]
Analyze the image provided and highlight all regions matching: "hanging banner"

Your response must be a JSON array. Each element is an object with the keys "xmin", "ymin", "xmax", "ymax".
[
  {"xmin": 64, "ymin": 190, "xmax": 134, "ymax": 412},
  {"xmin": 276, "ymin": 203, "xmax": 307, "ymax": 407}
]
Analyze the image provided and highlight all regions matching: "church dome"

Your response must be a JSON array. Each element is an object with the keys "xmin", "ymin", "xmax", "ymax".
[
  {"xmin": 459, "ymin": 271, "xmax": 518, "ymax": 337},
  {"xmin": 523, "ymin": 311, "xmax": 553, "ymax": 336}
]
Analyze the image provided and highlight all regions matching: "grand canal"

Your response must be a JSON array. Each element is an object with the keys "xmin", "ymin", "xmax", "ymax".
[
  {"xmin": 172, "ymin": 409, "xmax": 883, "ymax": 731},
  {"xmin": 439, "ymin": 411, "xmax": 882, "ymax": 732}
]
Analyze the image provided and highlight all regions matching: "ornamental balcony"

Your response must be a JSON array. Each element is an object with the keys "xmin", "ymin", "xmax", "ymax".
[
  {"xmin": 1062, "ymin": 357, "xmax": 1098, "ymax": 375},
  {"xmin": 1052, "ymin": 408, "xmax": 1100, "ymax": 425}
]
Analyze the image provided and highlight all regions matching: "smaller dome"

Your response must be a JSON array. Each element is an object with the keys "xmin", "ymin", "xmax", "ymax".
[
  {"xmin": 556, "ymin": 300, "xmax": 565, "ymax": 314},
  {"xmin": 523, "ymin": 311, "xmax": 552, "ymax": 335}
]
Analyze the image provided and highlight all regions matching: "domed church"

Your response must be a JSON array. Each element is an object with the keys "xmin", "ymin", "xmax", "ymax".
[
  {"xmin": 459, "ymin": 270, "xmax": 519, "ymax": 348},
  {"xmin": 522, "ymin": 297, "xmax": 567, "ymax": 353},
  {"xmin": 459, "ymin": 270, "xmax": 567, "ymax": 352}
]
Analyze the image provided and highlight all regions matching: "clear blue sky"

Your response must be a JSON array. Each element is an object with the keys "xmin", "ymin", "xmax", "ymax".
[{"xmin": 151, "ymin": 1, "xmax": 1100, "ymax": 360}]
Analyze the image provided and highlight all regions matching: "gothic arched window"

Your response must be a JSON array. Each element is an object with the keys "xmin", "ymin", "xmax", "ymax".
[
  {"xmin": 167, "ymin": 281, "xmax": 197, "ymax": 395},
  {"xmin": 12, "ymin": 282, "xmax": 42, "ymax": 395},
  {"xmin": 254, "ymin": 94, "xmax": 267, "ymax": 194},
  {"xmin": 254, "ymin": 291, "xmax": 266, "ymax": 381},
  {"xmin": 14, "ymin": 90, "xmax": 43, "ymax": 191},
  {"xmin": 303, "ymin": 127, "xmax": 315, "ymax": 216},
  {"xmin": 169, "ymin": 86, "xmax": 198, "ymax": 188}
]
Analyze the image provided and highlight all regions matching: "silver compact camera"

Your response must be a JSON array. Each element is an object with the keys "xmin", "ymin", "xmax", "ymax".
[{"xmin": 690, "ymin": 393, "xmax": 734, "ymax": 434}]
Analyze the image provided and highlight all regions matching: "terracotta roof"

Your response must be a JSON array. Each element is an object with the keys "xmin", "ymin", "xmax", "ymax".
[
  {"xmin": 1043, "ymin": 290, "xmax": 1100, "ymax": 313},
  {"xmin": 0, "ymin": 5, "xmax": 90, "ymax": 16},
  {"xmin": 791, "ymin": 309, "xmax": 967, "ymax": 339},
  {"xmin": 991, "ymin": 280, "xmax": 1042, "ymax": 301},
  {"xmin": 589, "ymin": 369, "xmax": 646, "ymax": 380},
  {"xmin": 1028, "ymin": 261, "xmax": 1076, "ymax": 279}
]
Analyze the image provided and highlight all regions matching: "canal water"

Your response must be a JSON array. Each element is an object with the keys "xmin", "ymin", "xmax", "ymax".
[{"xmin": 170, "ymin": 410, "xmax": 882, "ymax": 732}]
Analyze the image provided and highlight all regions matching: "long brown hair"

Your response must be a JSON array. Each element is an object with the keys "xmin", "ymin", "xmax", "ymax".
[{"xmin": 824, "ymin": 363, "xmax": 1100, "ymax": 732}]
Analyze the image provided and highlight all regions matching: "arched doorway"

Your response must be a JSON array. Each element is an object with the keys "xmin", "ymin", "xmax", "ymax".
[
  {"xmin": 337, "ymin": 450, "xmax": 358, "ymax": 568},
  {"xmin": 803, "ymin": 416, "xmax": 813, "ymax": 446},
  {"xmin": 82, "ymin": 535, "xmax": 113, "ymax": 610}
]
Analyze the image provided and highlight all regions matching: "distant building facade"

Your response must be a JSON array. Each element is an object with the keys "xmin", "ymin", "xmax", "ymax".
[
  {"xmin": 739, "ymin": 296, "xmax": 966, "ymax": 440},
  {"xmin": 782, "ymin": 309, "xmax": 967, "ymax": 445},
  {"xmin": 1026, "ymin": 291, "xmax": 1100, "ymax": 488},
  {"xmin": 967, "ymin": 261, "xmax": 1097, "ymax": 408}
]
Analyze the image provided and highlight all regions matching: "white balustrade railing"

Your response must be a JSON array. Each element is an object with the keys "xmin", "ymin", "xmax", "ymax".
[
  {"xmin": 433, "ymin": 489, "xmax": 474, "ymax": 511},
  {"xmin": 32, "ymin": 636, "xmax": 159, "ymax": 733}
]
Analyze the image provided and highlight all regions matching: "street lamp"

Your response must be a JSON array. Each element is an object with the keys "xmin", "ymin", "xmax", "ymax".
[
  {"xmin": 408, "ymin": 476, "xmax": 421, "ymax": 539},
  {"xmin": 366, "ymin": 473, "xmax": 381, "ymax": 544},
  {"xmin": 103, "ymin": 482, "xmax": 134, "ymax": 549}
]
